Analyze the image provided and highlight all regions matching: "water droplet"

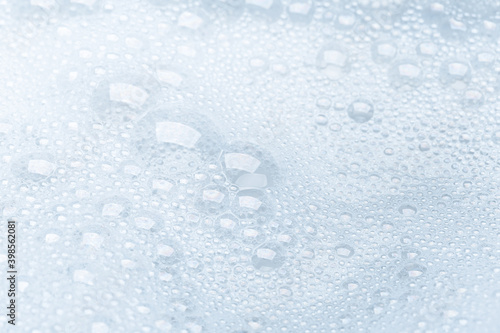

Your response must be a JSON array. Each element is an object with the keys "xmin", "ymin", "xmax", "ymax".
[
  {"xmin": 347, "ymin": 100, "xmax": 374, "ymax": 123},
  {"xmin": 316, "ymin": 44, "xmax": 350, "ymax": 80},
  {"xmin": 440, "ymin": 60, "xmax": 471, "ymax": 89},
  {"xmin": 251, "ymin": 244, "xmax": 285, "ymax": 271},
  {"xmin": 335, "ymin": 244, "xmax": 354, "ymax": 258},
  {"xmin": 398, "ymin": 204, "xmax": 417, "ymax": 216}
]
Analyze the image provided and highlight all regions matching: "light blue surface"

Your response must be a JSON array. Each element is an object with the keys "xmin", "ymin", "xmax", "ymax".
[{"xmin": 0, "ymin": 0, "xmax": 499, "ymax": 332}]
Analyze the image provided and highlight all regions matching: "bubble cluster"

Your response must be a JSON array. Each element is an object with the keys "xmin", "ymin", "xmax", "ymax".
[{"xmin": 1, "ymin": 0, "xmax": 499, "ymax": 332}]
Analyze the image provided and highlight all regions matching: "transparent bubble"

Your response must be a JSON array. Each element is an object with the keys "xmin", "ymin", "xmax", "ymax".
[
  {"xmin": 246, "ymin": 0, "xmax": 283, "ymax": 20},
  {"xmin": 196, "ymin": 185, "xmax": 230, "ymax": 216},
  {"xmin": 398, "ymin": 204, "xmax": 417, "ymax": 216},
  {"xmin": 342, "ymin": 279, "xmax": 360, "ymax": 291},
  {"xmin": 316, "ymin": 44, "xmax": 350, "ymax": 80},
  {"xmin": 440, "ymin": 60, "xmax": 472, "ymax": 89},
  {"xmin": 287, "ymin": 0, "xmax": 314, "ymax": 24},
  {"xmin": 251, "ymin": 243, "xmax": 285, "ymax": 271},
  {"xmin": 389, "ymin": 60, "xmax": 422, "ymax": 87},
  {"xmin": 221, "ymin": 142, "xmax": 280, "ymax": 189},
  {"xmin": 371, "ymin": 40, "xmax": 398, "ymax": 64},
  {"xmin": 90, "ymin": 72, "xmax": 160, "ymax": 122},
  {"xmin": 202, "ymin": 0, "xmax": 245, "ymax": 19},
  {"xmin": 315, "ymin": 114, "xmax": 328, "ymax": 126},
  {"xmin": 462, "ymin": 89, "xmax": 484, "ymax": 108},
  {"xmin": 97, "ymin": 196, "xmax": 131, "ymax": 218},
  {"xmin": 334, "ymin": 10, "xmax": 357, "ymax": 30},
  {"xmin": 215, "ymin": 213, "xmax": 240, "ymax": 235},
  {"xmin": 231, "ymin": 189, "xmax": 275, "ymax": 223},
  {"xmin": 416, "ymin": 41, "xmax": 438, "ymax": 57},
  {"xmin": 134, "ymin": 109, "xmax": 224, "ymax": 174},
  {"xmin": 11, "ymin": 153, "xmax": 57, "ymax": 182},
  {"xmin": 347, "ymin": 100, "xmax": 374, "ymax": 123},
  {"xmin": 399, "ymin": 264, "xmax": 426, "ymax": 278},
  {"xmin": 335, "ymin": 244, "xmax": 354, "ymax": 258},
  {"xmin": 57, "ymin": 0, "xmax": 102, "ymax": 15}
]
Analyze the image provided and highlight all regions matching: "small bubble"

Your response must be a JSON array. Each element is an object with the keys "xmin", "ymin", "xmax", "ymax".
[
  {"xmin": 315, "ymin": 114, "xmax": 328, "ymax": 126},
  {"xmin": 287, "ymin": 0, "xmax": 314, "ymax": 24},
  {"xmin": 463, "ymin": 89, "xmax": 484, "ymax": 108},
  {"xmin": 342, "ymin": 279, "xmax": 359, "ymax": 291},
  {"xmin": 316, "ymin": 44, "xmax": 350, "ymax": 80},
  {"xmin": 399, "ymin": 264, "xmax": 426, "ymax": 278},
  {"xmin": 251, "ymin": 244, "xmax": 285, "ymax": 271},
  {"xmin": 347, "ymin": 100, "xmax": 374, "ymax": 123},
  {"xmin": 419, "ymin": 142, "xmax": 431, "ymax": 151},
  {"xmin": 371, "ymin": 40, "xmax": 398, "ymax": 63},
  {"xmin": 398, "ymin": 204, "xmax": 417, "ymax": 216},
  {"xmin": 389, "ymin": 60, "xmax": 422, "ymax": 87},
  {"xmin": 316, "ymin": 96, "xmax": 332, "ymax": 110},
  {"xmin": 440, "ymin": 60, "xmax": 471, "ymax": 89},
  {"xmin": 335, "ymin": 244, "xmax": 354, "ymax": 258}
]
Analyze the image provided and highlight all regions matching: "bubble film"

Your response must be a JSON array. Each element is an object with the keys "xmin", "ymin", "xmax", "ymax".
[{"xmin": 0, "ymin": 0, "xmax": 499, "ymax": 332}]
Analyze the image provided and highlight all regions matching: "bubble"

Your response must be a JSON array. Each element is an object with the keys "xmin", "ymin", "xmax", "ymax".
[
  {"xmin": 419, "ymin": 142, "xmax": 431, "ymax": 152},
  {"xmin": 371, "ymin": 40, "xmax": 398, "ymax": 63},
  {"xmin": 118, "ymin": 160, "xmax": 143, "ymax": 178},
  {"xmin": 440, "ymin": 60, "xmax": 472, "ymax": 89},
  {"xmin": 342, "ymin": 279, "xmax": 359, "ymax": 291},
  {"xmin": 202, "ymin": 0, "xmax": 245, "ymax": 19},
  {"xmin": 278, "ymin": 286, "xmax": 293, "ymax": 297},
  {"xmin": 12, "ymin": 0, "xmax": 57, "ymax": 23},
  {"xmin": 231, "ymin": 189, "xmax": 275, "ymax": 223},
  {"xmin": 133, "ymin": 211, "xmax": 164, "ymax": 231},
  {"xmin": 215, "ymin": 213, "xmax": 240, "ymax": 235},
  {"xmin": 11, "ymin": 153, "xmax": 57, "ymax": 181},
  {"xmin": 241, "ymin": 226, "xmax": 266, "ymax": 245},
  {"xmin": 473, "ymin": 51, "xmax": 496, "ymax": 68},
  {"xmin": 196, "ymin": 185, "xmax": 230, "ymax": 215},
  {"xmin": 91, "ymin": 322, "xmax": 109, "ymax": 333},
  {"xmin": 334, "ymin": 10, "xmax": 356, "ymax": 30},
  {"xmin": 315, "ymin": 114, "xmax": 328, "ymax": 126},
  {"xmin": 80, "ymin": 226, "xmax": 108, "ymax": 249},
  {"xmin": 347, "ymin": 100, "xmax": 374, "ymax": 123},
  {"xmin": 150, "ymin": 177, "xmax": 176, "ymax": 195},
  {"xmin": 134, "ymin": 109, "xmax": 224, "ymax": 174},
  {"xmin": 251, "ymin": 244, "xmax": 285, "ymax": 271},
  {"xmin": 58, "ymin": 0, "xmax": 102, "ymax": 15},
  {"xmin": 45, "ymin": 232, "xmax": 61, "ymax": 244},
  {"xmin": 389, "ymin": 60, "xmax": 422, "ymax": 87},
  {"xmin": 147, "ymin": 0, "xmax": 172, "ymax": 6},
  {"xmin": 249, "ymin": 56, "xmax": 269, "ymax": 72},
  {"xmin": 316, "ymin": 44, "xmax": 350, "ymax": 80},
  {"xmin": 402, "ymin": 247, "xmax": 420, "ymax": 260},
  {"xmin": 222, "ymin": 142, "xmax": 280, "ymax": 189},
  {"xmin": 73, "ymin": 269, "xmax": 94, "ymax": 285},
  {"xmin": 315, "ymin": 96, "xmax": 332, "ymax": 110},
  {"xmin": 416, "ymin": 41, "xmax": 438, "ymax": 57},
  {"xmin": 98, "ymin": 197, "xmax": 131, "ymax": 218},
  {"xmin": 492, "ymin": 131, "xmax": 500, "ymax": 144},
  {"xmin": 277, "ymin": 233, "xmax": 295, "ymax": 248},
  {"xmin": 335, "ymin": 244, "xmax": 354, "ymax": 258},
  {"xmin": 398, "ymin": 204, "xmax": 417, "ymax": 216},
  {"xmin": 90, "ymin": 72, "xmax": 160, "ymax": 122},
  {"xmin": 245, "ymin": 0, "xmax": 283, "ymax": 20},
  {"xmin": 399, "ymin": 264, "xmax": 426, "ymax": 278},
  {"xmin": 156, "ymin": 242, "xmax": 182, "ymax": 265},
  {"xmin": 439, "ymin": 18, "xmax": 468, "ymax": 40},
  {"xmin": 156, "ymin": 64, "xmax": 188, "ymax": 89},
  {"xmin": 287, "ymin": 0, "xmax": 314, "ymax": 24},
  {"xmin": 178, "ymin": 10, "xmax": 207, "ymax": 31},
  {"xmin": 462, "ymin": 89, "xmax": 484, "ymax": 108}
]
